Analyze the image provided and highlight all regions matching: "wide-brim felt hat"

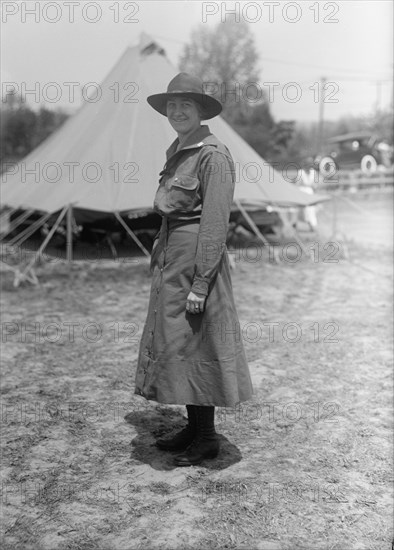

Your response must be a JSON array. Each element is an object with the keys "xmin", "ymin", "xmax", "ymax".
[{"xmin": 147, "ymin": 73, "xmax": 222, "ymax": 120}]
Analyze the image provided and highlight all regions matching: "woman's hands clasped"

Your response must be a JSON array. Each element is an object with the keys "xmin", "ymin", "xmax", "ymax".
[{"xmin": 186, "ymin": 291, "xmax": 206, "ymax": 314}]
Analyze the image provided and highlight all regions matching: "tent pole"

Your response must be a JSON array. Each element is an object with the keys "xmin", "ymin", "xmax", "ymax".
[
  {"xmin": 234, "ymin": 199, "xmax": 280, "ymax": 262},
  {"xmin": 9, "ymin": 211, "xmax": 53, "ymax": 247},
  {"xmin": 66, "ymin": 204, "xmax": 74, "ymax": 282},
  {"xmin": 0, "ymin": 207, "xmax": 19, "ymax": 223},
  {"xmin": 0, "ymin": 209, "xmax": 35, "ymax": 241},
  {"xmin": 113, "ymin": 212, "xmax": 151, "ymax": 258},
  {"xmin": 18, "ymin": 205, "xmax": 69, "ymax": 285},
  {"xmin": 66, "ymin": 204, "xmax": 73, "ymax": 264}
]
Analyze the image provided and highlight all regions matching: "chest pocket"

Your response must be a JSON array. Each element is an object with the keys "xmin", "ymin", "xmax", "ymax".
[{"xmin": 166, "ymin": 175, "xmax": 200, "ymax": 212}]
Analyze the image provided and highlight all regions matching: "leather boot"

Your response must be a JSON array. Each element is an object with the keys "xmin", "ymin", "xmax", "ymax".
[
  {"xmin": 155, "ymin": 405, "xmax": 197, "ymax": 451},
  {"xmin": 174, "ymin": 406, "xmax": 219, "ymax": 466}
]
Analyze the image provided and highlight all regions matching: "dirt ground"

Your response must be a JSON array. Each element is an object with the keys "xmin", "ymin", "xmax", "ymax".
[{"xmin": 1, "ymin": 192, "xmax": 393, "ymax": 550}]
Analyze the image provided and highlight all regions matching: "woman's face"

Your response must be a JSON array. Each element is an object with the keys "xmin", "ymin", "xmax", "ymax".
[{"xmin": 166, "ymin": 97, "xmax": 201, "ymax": 137}]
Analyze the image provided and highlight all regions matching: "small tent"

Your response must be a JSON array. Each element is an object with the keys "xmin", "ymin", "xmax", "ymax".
[{"xmin": 1, "ymin": 34, "xmax": 328, "ymax": 284}]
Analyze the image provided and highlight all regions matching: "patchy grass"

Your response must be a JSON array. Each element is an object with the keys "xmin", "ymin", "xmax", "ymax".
[{"xmin": 1, "ymin": 193, "xmax": 393, "ymax": 549}]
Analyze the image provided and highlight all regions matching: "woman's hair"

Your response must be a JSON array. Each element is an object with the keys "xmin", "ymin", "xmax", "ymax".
[
  {"xmin": 195, "ymin": 101, "xmax": 208, "ymax": 119},
  {"xmin": 189, "ymin": 97, "xmax": 209, "ymax": 119}
]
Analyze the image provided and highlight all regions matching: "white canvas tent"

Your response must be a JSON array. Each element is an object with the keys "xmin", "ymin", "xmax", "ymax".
[{"xmin": 0, "ymin": 33, "xmax": 328, "ymax": 285}]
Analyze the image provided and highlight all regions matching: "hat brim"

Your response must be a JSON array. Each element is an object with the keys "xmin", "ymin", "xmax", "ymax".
[{"xmin": 147, "ymin": 91, "xmax": 222, "ymax": 120}]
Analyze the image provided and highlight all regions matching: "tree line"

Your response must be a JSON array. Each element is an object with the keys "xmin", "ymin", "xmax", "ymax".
[{"xmin": 0, "ymin": 95, "xmax": 69, "ymax": 165}]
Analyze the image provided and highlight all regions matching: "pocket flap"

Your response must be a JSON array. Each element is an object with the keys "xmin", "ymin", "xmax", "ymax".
[{"xmin": 171, "ymin": 175, "xmax": 199, "ymax": 190}]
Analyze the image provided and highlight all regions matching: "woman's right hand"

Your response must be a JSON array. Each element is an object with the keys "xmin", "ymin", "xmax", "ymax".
[{"xmin": 186, "ymin": 291, "xmax": 206, "ymax": 314}]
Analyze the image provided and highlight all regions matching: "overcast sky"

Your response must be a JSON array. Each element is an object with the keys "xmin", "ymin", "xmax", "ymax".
[{"xmin": 1, "ymin": 0, "xmax": 393, "ymax": 122}]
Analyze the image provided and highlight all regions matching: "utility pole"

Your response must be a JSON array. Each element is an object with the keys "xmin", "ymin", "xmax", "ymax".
[{"xmin": 317, "ymin": 76, "xmax": 326, "ymax": 152}]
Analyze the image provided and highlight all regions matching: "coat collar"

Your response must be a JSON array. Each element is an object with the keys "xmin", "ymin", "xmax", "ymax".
[{"xmin": 166, "ymin": 125, "xmax": 217, "ymax": 160}]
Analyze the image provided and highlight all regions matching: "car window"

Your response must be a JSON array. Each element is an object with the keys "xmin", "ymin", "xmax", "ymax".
[{"xmin": 339, "ymin": 140, "xmax": 357, "ymax": 152}]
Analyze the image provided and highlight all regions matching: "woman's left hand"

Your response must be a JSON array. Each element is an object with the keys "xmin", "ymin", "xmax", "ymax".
[{"xmin": 186, "ymin": 291, "xmax": 206, "ymax": 314}]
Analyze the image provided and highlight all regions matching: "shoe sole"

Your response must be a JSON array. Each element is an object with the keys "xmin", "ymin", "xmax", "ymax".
[{"xmin": 174, "ymin": 451, "xmax": 219, "ymax": 466}]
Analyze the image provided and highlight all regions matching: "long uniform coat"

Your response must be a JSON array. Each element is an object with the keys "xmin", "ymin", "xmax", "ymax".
[{"xmin": 134, "ymin": 125, "xmax": 253, "ymax": 407}]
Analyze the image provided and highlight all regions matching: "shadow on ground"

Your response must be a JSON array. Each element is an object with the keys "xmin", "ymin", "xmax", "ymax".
[{"xmin": 124, "ymin": 408, "xmax": 242, "ymax": 471}]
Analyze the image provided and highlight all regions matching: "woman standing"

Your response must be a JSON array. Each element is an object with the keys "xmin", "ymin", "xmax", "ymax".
[{"xmin": 134, "ymin": 73, "xmax": 253, "ymax": 466}]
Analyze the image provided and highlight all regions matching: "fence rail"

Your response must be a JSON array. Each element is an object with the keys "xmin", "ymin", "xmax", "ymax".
[{"xmin": 318, "ymin": 168, "xmax": 394, "ymax": 191}]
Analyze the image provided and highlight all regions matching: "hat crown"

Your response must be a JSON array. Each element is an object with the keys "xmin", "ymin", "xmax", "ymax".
[
  {"xmin": 167, "ymin": 73, "xmax": 205, "ymax": 95},
  {"xmin": 146, "ymin": 72, "xmax": 222, "ymax": 119}
]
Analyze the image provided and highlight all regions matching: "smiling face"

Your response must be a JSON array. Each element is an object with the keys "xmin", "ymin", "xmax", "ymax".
[{"xmin": 166, "ymin": 96, "xmax": 202, "ymax": 139}]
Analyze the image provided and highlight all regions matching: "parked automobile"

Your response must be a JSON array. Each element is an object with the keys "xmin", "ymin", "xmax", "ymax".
[{"xmin": 314, "ymin": 132, "xmax": 393, "ymax": 177}]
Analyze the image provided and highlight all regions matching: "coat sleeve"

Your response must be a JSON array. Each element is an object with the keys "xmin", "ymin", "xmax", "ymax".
[{"xmin": 191, "ymin": 148, "xmax": 235, "ymax": 296}]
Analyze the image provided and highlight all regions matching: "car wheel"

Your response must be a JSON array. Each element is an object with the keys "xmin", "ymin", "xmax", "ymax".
[
  {"xmin": 361, "ymin": 155, "xmax": 377, "ymax": 173},
  {"xmin": 319, "ymin": 156, "xmax": 337, "ymax": 178}
]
